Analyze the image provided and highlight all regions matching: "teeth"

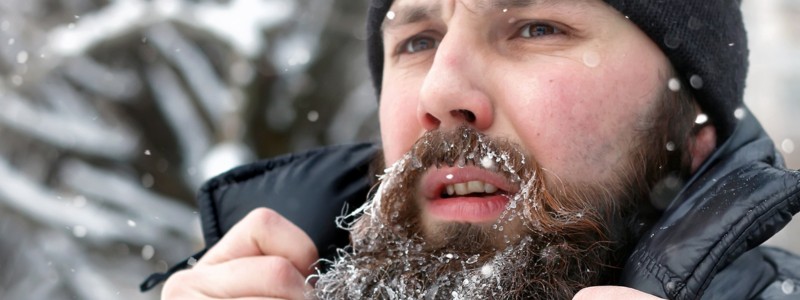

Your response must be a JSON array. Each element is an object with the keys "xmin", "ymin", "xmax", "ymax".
[
  {"xmin": 454, "ymin": 183, "xmax": 468, "ymax": 195},
  {"xmin": 484, "ymin": 183, "xmax": 497, "ymax": 194},
  {"xmin": 444, "ymin": 181, "xmax": 500, "ymax": 196},
  {"xmin": 467, "ymin": 181, "xmax": 483, "ymax": 193}
]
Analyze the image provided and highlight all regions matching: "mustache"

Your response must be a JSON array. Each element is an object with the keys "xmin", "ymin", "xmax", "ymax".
[
  {"xmin": 363, "ymin": 126, "xmax": 613, "ymax": 246},
  {"xmin": 405, "ymin": 126, "xmax": 529, "ymax": 175}
]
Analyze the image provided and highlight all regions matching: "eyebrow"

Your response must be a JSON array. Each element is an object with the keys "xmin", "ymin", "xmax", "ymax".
[
  {"xmin": 382, "ymin": 3, "xmax": 440, "ymax": 31},
  {"xmin": 381, "ymin": 0, "xmax": 553, "ymax": 31},
  {"xmin": 485, "ymin": 0, "xmax": 540, "ymax": 9}
]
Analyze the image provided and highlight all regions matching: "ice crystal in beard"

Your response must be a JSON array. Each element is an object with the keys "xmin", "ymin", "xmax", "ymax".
[{"xmin": 313, "ymin": 127, "xmax": 622, "ymax": 300}]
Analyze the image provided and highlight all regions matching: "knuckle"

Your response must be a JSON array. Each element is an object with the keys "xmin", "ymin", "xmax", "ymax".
[
  {"xmin": 247, "ymin": 207, "xmax": 284, "ymax": 227},
  {"xmin": 264, "ymin": 256, "xmax": 301, "ymax": 284}
]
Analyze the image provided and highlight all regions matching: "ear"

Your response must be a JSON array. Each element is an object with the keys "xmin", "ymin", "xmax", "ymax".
[{"xmin": 689, "ymin": 124, "xmax": 716, "ymax": 174}]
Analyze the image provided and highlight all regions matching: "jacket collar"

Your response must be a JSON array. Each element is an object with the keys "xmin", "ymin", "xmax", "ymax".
[{"xmin": 621, "ymin": 106, "xmax": 800, "ymax": 298}]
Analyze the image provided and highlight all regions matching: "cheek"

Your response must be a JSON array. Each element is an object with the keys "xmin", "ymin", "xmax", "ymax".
[
  {"xmin": 521, "ymin": 79, "xmax": 623, "ymax": 169},
  {"xmin": 505, "ymin": 61, "xmax": 663, "ymax": 180},
  {"xmin": 379, "ymin": 77, "xmax": 424, "ymax": 166}
]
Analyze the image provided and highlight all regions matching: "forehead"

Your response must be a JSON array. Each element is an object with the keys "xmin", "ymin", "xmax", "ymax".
[
  {"xmin": 390, "ymin": 0, "xmax": 569, "ymax": 9},
  {"xmin": 384, "ymin": 0, "xmax": 599, "ymax": 28}
]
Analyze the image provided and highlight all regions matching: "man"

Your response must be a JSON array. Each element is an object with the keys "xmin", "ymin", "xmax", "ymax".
[{"xmin": 152, "ymin": 0, "xmax": 800, "ymax": 299}]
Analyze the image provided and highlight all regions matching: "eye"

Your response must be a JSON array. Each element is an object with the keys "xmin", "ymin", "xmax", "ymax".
[
  {"xmin": 519, "ymin": 23, "xmax": 562, "ymax": 38},
  {"xmin": 401, "ymin": 36, "xmax": 439, "ymax": 54}
]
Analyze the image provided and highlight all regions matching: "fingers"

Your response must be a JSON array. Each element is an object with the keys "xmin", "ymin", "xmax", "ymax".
[
  {"xmin": 162, "ymin": 208, "xmax": 318, "ymax": 299},
  {"xmin": 163, "ymin": 256, "xmax": 310, "ymax": 300},
  {"xmin": 197, "ymin": 208, "xmax": 319, "ymax": 276},
  {"xmin": 573, "ymin": 286, "xmax": 665, "ymax": 300}
]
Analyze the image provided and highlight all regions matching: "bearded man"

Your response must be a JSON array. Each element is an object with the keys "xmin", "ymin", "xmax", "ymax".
[{"xmin": 148, "ymin": 0, "xmax": 800, "ymax": 299}]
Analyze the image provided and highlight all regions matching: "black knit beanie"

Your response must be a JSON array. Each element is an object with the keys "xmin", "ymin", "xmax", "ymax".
[{"xmin": 366, "ymin": 0, "xmax": 749, "ymax": 142}]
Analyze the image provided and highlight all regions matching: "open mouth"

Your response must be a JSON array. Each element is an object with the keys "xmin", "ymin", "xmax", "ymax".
[{"xmin": 421, "ymin": 166, "xmax": 517, "ymax": 222}]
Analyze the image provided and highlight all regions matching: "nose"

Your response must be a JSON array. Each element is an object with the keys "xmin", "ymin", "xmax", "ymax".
[{"xmin": 417, "ymin": 33, "xmax": 494, "ymax": 132}]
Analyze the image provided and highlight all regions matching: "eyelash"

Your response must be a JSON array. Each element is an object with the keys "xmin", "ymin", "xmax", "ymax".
[
  {"xmin": 518, "ymin": 22, "xmax": 563, "ymax": 38},
  {"xmin": 398, "ymin": 35, "xmax": 439, "ymax": 55},
  {"xmin": 396, "ymin": 22, "xmax": 565, "ymax": 56}
]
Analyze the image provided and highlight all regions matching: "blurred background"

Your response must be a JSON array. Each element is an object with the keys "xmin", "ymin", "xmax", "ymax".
[{"xmin": 0, "ymin": 0, "xmax": 796, "ymax": 299}]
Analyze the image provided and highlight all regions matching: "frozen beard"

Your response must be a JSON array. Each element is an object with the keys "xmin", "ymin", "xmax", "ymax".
[{"xmin": 312, "ymin": 126, "xmax": 671, "ymax": 299}]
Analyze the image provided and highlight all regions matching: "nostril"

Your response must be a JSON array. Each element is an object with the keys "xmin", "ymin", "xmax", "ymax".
[
  {"xmin": 452, "ymin": 109, "xmax": 476, "ymax": 123},
  {"xmin": 424, "ymin": 113, "xmax": 441, "ymax": 127}
]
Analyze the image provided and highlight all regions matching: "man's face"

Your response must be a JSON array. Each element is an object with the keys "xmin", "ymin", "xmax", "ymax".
[{"xmin": 380, "ymin": 0, "xmax": 670, "ymax": 187}]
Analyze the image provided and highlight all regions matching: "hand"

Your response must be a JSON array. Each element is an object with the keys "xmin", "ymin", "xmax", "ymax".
[
  {"xmin": 573, "ymin": 286, "xmax": 666, "ymax": 300},
  {"xmin": 162, "ymin": 208, "xmax": 318, "ymax": 299}
]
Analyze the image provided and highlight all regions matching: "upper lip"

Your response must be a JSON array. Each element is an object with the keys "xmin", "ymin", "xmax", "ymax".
[{"xmin": 419, "ymin": 166, "xmax": 518, "ymax": 200}]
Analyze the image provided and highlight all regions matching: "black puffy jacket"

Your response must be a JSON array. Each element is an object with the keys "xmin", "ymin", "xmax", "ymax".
[{"xmin": 143, "ymin": 108, "xmax": 800, "ymax": 299}]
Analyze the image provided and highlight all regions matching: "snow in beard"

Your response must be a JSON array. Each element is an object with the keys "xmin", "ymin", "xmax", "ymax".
[{"xmin": 311, "ymin": 127, "xmax": 601, "ymax": 299}]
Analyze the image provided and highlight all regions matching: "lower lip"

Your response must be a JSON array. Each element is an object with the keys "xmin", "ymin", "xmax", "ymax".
[{"xmin": 426, "ymin": 195, "xmax": 509, "ymax": 223}]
